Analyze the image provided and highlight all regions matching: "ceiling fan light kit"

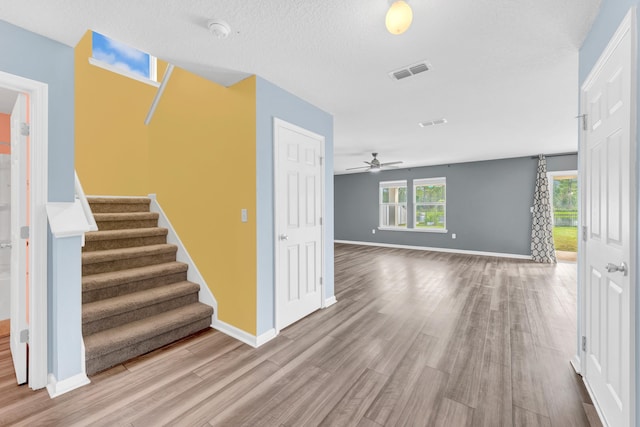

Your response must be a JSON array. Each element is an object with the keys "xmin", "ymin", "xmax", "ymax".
[{"xmin": 386, "ymin": 1, "xmax": 413, "ymax": 35}]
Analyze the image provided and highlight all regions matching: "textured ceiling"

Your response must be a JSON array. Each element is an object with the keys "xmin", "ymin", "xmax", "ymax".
[{"xmin": 0, "ymin": 0, "xmax": 601, "ymax": 172}]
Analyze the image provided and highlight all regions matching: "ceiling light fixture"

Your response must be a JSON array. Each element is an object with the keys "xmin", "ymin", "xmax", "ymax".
[
  {"xmin": 385, "ymin": 1, "xmax": 413, "ymax": 35},
  {"xmin": 208, "ymin": 20, "xmax": 231, "ymax": 39}
]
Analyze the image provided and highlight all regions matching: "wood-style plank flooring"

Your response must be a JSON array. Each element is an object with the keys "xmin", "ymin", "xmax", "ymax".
[{"xmin": 0, "ymin": 243, "xmax": 601, "ymax": 426}]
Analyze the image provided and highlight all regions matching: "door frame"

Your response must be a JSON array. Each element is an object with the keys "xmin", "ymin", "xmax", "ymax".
[
  {"xmin": 578, "ymin": 7, "xmax": 637, "ymax": 426},
  {"xmin": 0, "ymin": 70, "xmax": 48, "ymax": 390},
  {"xmin": 273, "ymin": 117, "xmax": 325, "ymax": 334}
]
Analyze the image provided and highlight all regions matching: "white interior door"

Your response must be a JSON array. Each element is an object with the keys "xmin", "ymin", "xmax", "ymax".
[
  {"xmin": 10, "ymin": 93, "xmax": 28, "ymax": 385},
  {"xmin": 581, "ymin": 10, "xmax": 635, "ymax": 427},
  {"xmin": 275, "ymin": 118, "xmax": 324, "ymax": 331}
]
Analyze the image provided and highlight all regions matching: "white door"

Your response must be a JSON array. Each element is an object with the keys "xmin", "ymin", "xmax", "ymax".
[
  {"xmin": 581, "ymin": 10, "xmax": 635, "ymax": 427},
  {"xmin": 9, "ymin": 93, "xmax": 28, "ymax": 385},
  {"xmin": 274, "ymin": 118, "xmax": 324, "ymax": 330}
]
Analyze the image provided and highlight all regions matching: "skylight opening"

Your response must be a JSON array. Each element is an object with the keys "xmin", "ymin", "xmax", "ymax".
[{"xmin": 91, "ymin": 31, "xmax": 157, "ymax": 83}]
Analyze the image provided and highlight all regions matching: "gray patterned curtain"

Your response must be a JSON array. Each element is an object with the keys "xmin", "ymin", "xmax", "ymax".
[{"xmin": 531, "ymin": 155, "xmax": 557, "ymax": 263}]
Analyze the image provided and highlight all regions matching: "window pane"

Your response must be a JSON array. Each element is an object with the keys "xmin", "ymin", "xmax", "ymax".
[
  {"xmin": 415, "ymin": 184, "xmax": 445, "ymax": 203},
  {"xmin": 415, "ymin": 205, "xmax": 445, "ymax": 228},
  {"xmin": 382, "ymin": 188, "xmax": 390, "ymax": 203},
  {"xmin": 381, "ymin": 204, "xmax": 407, "ymax": 227},
  {"xmin": 92, "ymin": 31, "xmax": 152, "ymax": 79}
]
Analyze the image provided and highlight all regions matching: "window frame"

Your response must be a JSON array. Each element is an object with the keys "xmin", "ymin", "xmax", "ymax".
[
  {"xmin": 413, "ymin": 177, "xmax": 447, "ymax": 232},
  {"xmin": 379, "ymin": 180, "xmax": 408, "ymax": 229}
]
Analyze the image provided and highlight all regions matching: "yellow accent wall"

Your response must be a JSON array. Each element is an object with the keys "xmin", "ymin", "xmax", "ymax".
[
  {"xmin": 74, "ymin": 31, "xmax": 258, "ymax": 334},
  {"xmin": 149, "ymin": 71, "xmax": 257, "ymax": 334}
]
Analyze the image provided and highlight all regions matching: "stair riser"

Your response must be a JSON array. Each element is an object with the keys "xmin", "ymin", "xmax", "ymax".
[
  {"xmin": 83, "ymin": 252, "xmax": 176, "ymax": 276},
  {"xmin": 83, "ymin": 235, "xmax": 167, "ymax": 252},
  {"xmin": 83, "ymin": 271, "xmax": 188, "ymax": 304},
  {"xmin": 95, "ymin": 219, "xmax": 158, "ymax": 230},
  {"xmin": 86, "ymin": 319, "xmax": 212, "ymax": 375},
  {"xmin": 83, "ymin": 293, "xmax": 200, "ymax": 335},
  {"xmin": 89, "ymin": 203, "xmax": 150, "ymax": 214}
]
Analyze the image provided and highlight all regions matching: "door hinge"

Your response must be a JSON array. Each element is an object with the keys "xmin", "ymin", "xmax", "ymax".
[
  {"xmin": 582, "ymin": 336, "xmax": 587, "ymax": 352},
  {"xmin": 319, "ymin": 217, "xmax": 323, "ymax": 225},
  {"xmin": 576, "ymin": 114, "xmax": 588, "ymax": 131},
  {"xmin": 20, "ymin": 329, "xmax": 29, "ymax": 343},
  {"xmin": 582, "ymin": 225, "xmax": 587, "ymax": 242},
  {"xmin": 20, "ymin": 122, "xmax": 30, "ymax": 137},
  {"xmin": 320, "ymin": 277, "xmax": 323, "ymax": 285},
  {"xmin": 20, "ymin": 226, "xmax": 29, "ymax": 239},
  {"xmin": 319, "ymin": 156, "xmax": 323, "ymax": 166}
]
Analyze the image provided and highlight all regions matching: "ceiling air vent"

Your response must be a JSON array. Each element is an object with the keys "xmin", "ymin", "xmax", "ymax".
[
  {"xmin": 419, "ymin": 118, "xmax": 448, "ymax": 128},
  {"xmin": 389, "ymin": 61, "xmax": 430, "ymax": 81}
]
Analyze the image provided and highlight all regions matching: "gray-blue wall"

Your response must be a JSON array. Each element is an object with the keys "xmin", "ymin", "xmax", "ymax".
[
  {"xmin": 579, "ymin": 2, "xmax": 640, "ymax": 424},
  {"xmin": 256, "ymin": 76, "xmax": 334, "ymax": 336},
  {"xmin": 0, "ymin": 20, "xmax": 80, "ymax": 383},
  {"xmin": 335, "ymin": 154, "xmax": 577, "ymax": 256}
]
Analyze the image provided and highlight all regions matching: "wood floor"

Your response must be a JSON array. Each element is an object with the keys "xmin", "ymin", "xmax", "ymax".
[{"xmin": 0, "ymin": 243, "xmax": 601, "ymax": 426}]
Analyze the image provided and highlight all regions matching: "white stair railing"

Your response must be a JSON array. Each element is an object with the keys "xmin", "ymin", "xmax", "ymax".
[{"xmin": 74, "ymin": 172, "xmax": 98, "ymax": 245}]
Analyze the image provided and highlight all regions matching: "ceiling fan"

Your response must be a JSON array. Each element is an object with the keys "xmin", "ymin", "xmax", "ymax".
[{"xmin": 346, "ymin": 153, "xmax": 403, "ymax": 172}]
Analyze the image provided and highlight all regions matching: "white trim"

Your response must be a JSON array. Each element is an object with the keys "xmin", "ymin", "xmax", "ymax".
[
  {"xmin": 579, "ymin": 8, "xmax": 637, "ymax": 427},
  {"xmin": 46, "ymin": 373, "xmax": 90, "ymax": 399},
  {"xmin": 582, "ymin": 375, "xmax": 610, "ymax": 427},
  {"xmin": 45, "ymin": 202, "xmax": 91, "ymax": 238},
  {"xmin": 324, "ymin": 296, "xmax": 337, "ymax": 307},
  {"xmin": 148, "ymin": 195, "xmax": 218, "ymax": 324},
  {"xmin": 570, "ymin": 355, "xmax": 582, "ymax": 375},
  {"xmin": 211, "ymin": 319, "xmax": 278, "ymax": 348},
  {"xmin": 256, "ymin": 328, "xmax": 278, "ymax": 346},
  {"xmin": 547, "ymin": 169, "xmax": 578, "ymax": 178},
  {"xmin": 273, "ymin": 118, "xmax": 326, "ymax": 331},
  {"xmin": 144, "ymin": 64, "xmax": 174, "ymax": 126},
  {"xmin": 88, "ymin": 58, "xmax": 160, "ymax": 88},
  {"xmin": 334, "ymin": 240, "xmax": 533, "ymax": 260},
  {"xmin": 75, "ymin": 171, "xmax": 98, "ymax": 233},
  {"xmin": 0, "ymin": 70, "xmax": 49, "ymax": 390},
  {"xmin": 378, "ymin": 227, "xmax": 448, "ymax": 234}
]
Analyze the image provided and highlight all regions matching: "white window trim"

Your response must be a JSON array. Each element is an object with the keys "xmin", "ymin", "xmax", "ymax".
[
  {"xmin": 378, "ymin": 226, "xmax": 448, "ymax": 233},
  {"xmin": 414, "ymin": 177, "xmax": 446, "ymax": 232},
  {"xmin": 379, "ymin": 180, "xmax": 407, "ymax": 229},
  {"xmin": 88, "ymin": 57, "xmax": 160, "ymax": 88}
]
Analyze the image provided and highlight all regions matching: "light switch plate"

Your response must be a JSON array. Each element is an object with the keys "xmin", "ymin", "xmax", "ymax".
[{"xmin": 241, "ymin": 209, "xmax": 248, "ymax": 222}]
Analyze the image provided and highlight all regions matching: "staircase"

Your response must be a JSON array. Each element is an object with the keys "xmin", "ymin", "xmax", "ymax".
[{"xmin": 82, "ymin": 197, "xmax": 213, "ymax": 375}]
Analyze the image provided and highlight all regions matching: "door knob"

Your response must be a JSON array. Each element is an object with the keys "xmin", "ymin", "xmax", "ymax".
[
  {"xmin": 279, "ymin": 234, "xmax": 289, "ymax": 241},
  {"xmin": 605, "ymin": 262, "xmax": 628, "ymax": 276}
]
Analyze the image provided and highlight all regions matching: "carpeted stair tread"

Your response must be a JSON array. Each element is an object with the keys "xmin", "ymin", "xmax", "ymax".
[
  {"xmin": 85, "ymin": 227, "xmax": 168, "ymax": 242},
  {"xmin": 84, "ymin": 303, "xmax": 213, "ymax": 359},
  {"xmin": 93, "ymin": 212, "xmax": 158, "ymax": 222},
  {"xmin": 83, "ymin": 281, "xmax": 200, "ymax": 324},
  {"xmin": 88, "ymin": 197, "xmax": 151, "ymax": 205},
  {"xmin": 83, "ymin": 262, "xmax": 188, "ymax": 292},
  {"xmin": 82, "ymin": 244, "xmax": 177, "ymax": 265}
]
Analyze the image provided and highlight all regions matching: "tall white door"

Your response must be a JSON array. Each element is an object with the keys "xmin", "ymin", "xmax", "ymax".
[
  {"xmin": 274, "ymin": 119, "xmax": 324, "ymax": 330},
  {"xmin": 10, "ymin": 93, "xmax": 28, "ymax": 385},
  {"xmin": 581, "ymin": 10, "xmax": 634, "ymax": 427}
]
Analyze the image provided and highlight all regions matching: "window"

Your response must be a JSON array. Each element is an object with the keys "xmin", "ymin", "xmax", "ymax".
[
  {"xmin": 414, "ymin": 177, "xmax": 446, "ymax": 230},
  {"xmin": 380, "ymin": 180, "xmax": 407, "ymax": 228},
  {"xmin": 90, "ymin": 31, "xmax": 158, "ymax": 85}
]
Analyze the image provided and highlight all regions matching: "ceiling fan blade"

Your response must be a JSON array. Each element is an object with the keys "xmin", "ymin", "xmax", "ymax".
[
  {"xmin": 380, "ymin": 161, "xmax": 403, "ymax": 167},
  {"xmin": 346, "ymin": 166, "xmax": 372, "ymax": 171},
  {"xmin": 364, "ymin": 161, "xmax": 374, "ymax": 166}
]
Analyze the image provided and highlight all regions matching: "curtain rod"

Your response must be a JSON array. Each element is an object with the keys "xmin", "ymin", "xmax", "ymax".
[{"xmin": 531, "ymin": 152, "xmax": 577, "ymax": 159}]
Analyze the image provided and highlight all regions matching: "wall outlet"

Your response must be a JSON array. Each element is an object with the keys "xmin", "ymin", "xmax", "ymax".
[
  {"xmin": 452, "ymin": 233, "xmax": 456, "ymax": 239},
  {"xmin": 241, "ymin": 208, "xmax": 248, "ymax": 222},
  {"xmin": 372, "ymin": 229, "xmax": 376, "ymax": 234},
  {"xmin": 530, "ymin": 206, "xmax": 534, "ymax": 213}
]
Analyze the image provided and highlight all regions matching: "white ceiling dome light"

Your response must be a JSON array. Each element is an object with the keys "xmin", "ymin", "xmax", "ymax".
[
  {"xmin": 208, "ymin": 20, "xmax": 231, "ymax": 39},
  {"xmin": 385, "ymin": 1, "xmax": 413, "ymax": 35}
]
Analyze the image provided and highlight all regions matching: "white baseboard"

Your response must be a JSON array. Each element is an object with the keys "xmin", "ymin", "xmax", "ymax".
[
  {"xmin": 148, "ymin": 194, "xmax": 218, "ymax": 325},
  {"xmin": 324, "ymin": 296, "xmax": 337, "ymax": 308},
  {"xmin": 334, "ymin": 240, "xmax": 533, "ymax": 260},
  {"xmin": 47, "ymin": 373, "xmax": 90, "ymax": 398},
  {"xmin": 570, "ymin": 355, "xmax": 581, "ymax": 375},
  {"xmin": 256, "ymin": 328, "xmax": 278, "ymax": 346},
  {"xmin": 212, "ymin": 319, "xmax": 278, "ymax": 348}
]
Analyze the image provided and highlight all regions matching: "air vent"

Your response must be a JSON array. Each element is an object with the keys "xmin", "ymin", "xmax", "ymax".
[
  {"xmin": 389, "ymin": 61, "xmax": 430, "ymax": 81},
  {"xmin": 419, "ymin": 118, "xmax": 448, "ymax": 128}
]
